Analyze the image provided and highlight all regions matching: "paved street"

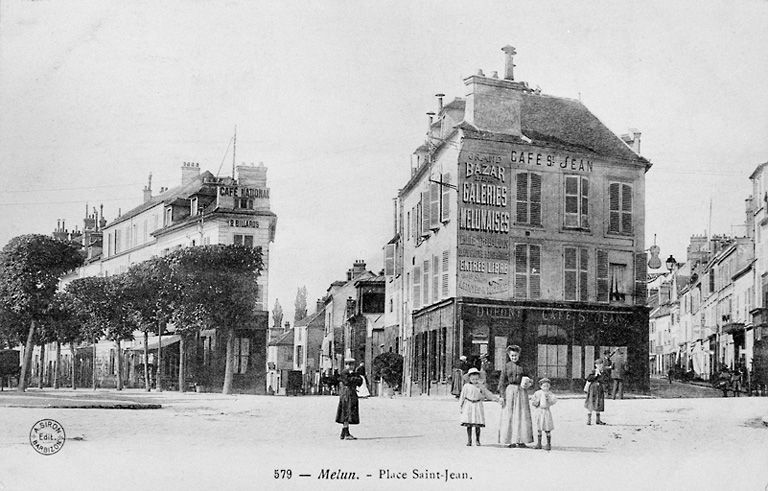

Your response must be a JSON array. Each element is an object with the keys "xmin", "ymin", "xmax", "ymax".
[{"xmin": 0, "ymin": 389, "xmax": 766, "ymax": 491}]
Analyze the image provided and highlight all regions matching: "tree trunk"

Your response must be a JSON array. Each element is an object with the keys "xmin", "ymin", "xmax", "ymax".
[
  {"xmin": 156, "ymin": 322, "xmax": 164, "ymax": 392},
  {"xmin": 115, "ymin": 339, "xmax": 123, "ymax": 391},
  {"xmin": 17, "ymin": 320, "xmax": 36, "ymax": 392},
  {"xmin": 38, "ymin": 343, "xmax": 45, "ymax": 389},
  {"xmin": 143, "ymin": 330, "xmax": 150, "ymax": 392},
  {"xmin": 53, "ymin": 341, "xmax": 61, "ymax": 389},
  {"xmin": 70, "ymin": 343, "xmax": 77, "ymax": 390},
  {"xmin": 178, "ymin": 335, "xmax": 185, "ymax": 392},
  {"xmin": 222, "ymin": 328, "xmax": 235, "ymax": 395},
  {"xmin": 92, "ymin": 336, "xmax": 97, "ymax": 391}
]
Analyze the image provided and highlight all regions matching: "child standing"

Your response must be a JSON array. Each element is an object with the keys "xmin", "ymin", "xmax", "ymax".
[
  {"xmin": 585, "ymin": 358, "xmax": 609, "ymax": 425},
  {"xmin": 530, "ymin": 378, "xmax": 556, "ymax": 450},
  {"xmin": 459, "ymin": 367, "xmax": 502, "ymax": 446}
]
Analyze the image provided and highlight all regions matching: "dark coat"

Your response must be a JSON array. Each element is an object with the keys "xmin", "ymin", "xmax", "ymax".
[
  {"xmin": 585, "ymin": 369, "xmax": 609, "ymax": 412},
  {"xmin": 335, "ymin": 368, "xmax": 363, "ymax": 425}
]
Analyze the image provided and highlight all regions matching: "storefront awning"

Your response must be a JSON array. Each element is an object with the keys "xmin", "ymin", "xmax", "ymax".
[
  {"xmin": 723, "ymin": 322, "xmax": 746, "ymax": 334},
  {"xmin": 126, "ymin": 335, "xmax": 181, "ymax": 351}
]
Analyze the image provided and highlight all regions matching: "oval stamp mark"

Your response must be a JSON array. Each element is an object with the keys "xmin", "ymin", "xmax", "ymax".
[{"xmin": 29, "ymin": 419, "xmax": 66, "ymax": 456}]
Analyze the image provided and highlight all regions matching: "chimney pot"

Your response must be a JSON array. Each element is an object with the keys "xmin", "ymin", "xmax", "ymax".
[
  {"xmin": 491, "ymin": 71, "xmax": 499, "ymax": 79},
  {"xmin": 435, "ymin": 93, "xmax": 445, "ymax": 112},
  {"xmin": 476, "ymin": 69, "xmax": 485, "ymax": 77},
  {"xmin": 501, "ymin": 45, "xmax": 517, "ymax": 80}
]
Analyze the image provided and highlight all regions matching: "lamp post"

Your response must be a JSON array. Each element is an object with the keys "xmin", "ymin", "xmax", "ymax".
[{"xmin": 665, "ymin": 255, "xmax": 677, "ymax": 273}]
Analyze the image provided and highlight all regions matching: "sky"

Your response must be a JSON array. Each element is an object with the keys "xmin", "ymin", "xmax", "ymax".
[{"xmin": 1, "ymin": 0, "xmax": 768, "ymax": 323}]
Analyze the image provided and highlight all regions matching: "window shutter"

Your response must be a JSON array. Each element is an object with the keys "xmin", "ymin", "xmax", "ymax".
[
  {"xmin": 514, "ymin": 244, "xmax": 528, "ymax": 299},
  {"xmin": 581, "ymin": 177, "xmax": 589, "ymax": 228},
  {"xmin": 579, "ymin": 248, "xmax": 589, "ymax": 302},
  {"xmin": 597, "ymin": 250, "xmax": 609, "ymax": 302},
  {"xmin": 530, "ymin": 174, "xmax": 542, "ymax": 226},
  {"xmin": 423, "ymin": 260, "xmax": 430, "ymax": 305},
  {"xmin": 609, "ymin": 183, "xmax": 620, "ymax": 232},
  {"xmin": 564, "ymin": 176, "xmax": 579, "ymax": 228},
  {"xmin": 635, "ymin": 252, "xmax": 647, "ymax": 304},
  {"xmin": 621, "ymin": 184, "xmax": 633, "ymax": 233},
  {"xmin": 564, "ymin": 247, "xmax": 577, "ymax": 301},
  {"xmin": 441, "ymin": 173, "xmax": 451, "ymax": 222},
  {"xmin": 432, "ymin": 255, "xmax": 439, "ymax": 300},
  {"xmin": 384, "ymin": 244, "xmax": 395, "ymax": 276},
  {"xmin": 516, "ymin": 172, "xmax": 529, "ymax": 223},
  {"xmin": 530, "ymin": 245, "xmax": 541, "ymax": 299},
  {"xmin": 413, "ymin": 266, "xmax": 421, "ymax": 308},
  {"xmin": 430, "ymin": 181, "xmax": 440, "ymax": 229},
  {"xmin": 395, "ymin": 243, "xmax": 403, "ymax": 276},
  {"xmin": 421, "ymin": 190, "xmax": 430, "ymax": 236},
  {"xmin": 441, "ymin": 250, "xmax": 449, "ymax": 297}
]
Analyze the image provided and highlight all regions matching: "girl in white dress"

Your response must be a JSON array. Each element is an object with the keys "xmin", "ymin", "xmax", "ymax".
[
  {"xmin": 459, "ymin": 368, "xmax": 502, "ymax": 446},
  {"xmin": 530, "ymin": 377, "xmax": 557, "ymax": 451}
]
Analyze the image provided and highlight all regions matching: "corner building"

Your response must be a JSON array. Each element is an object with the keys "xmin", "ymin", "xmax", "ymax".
[{"xmin": 385, "ymin": 48, "xmax": 651, "ymax": 395}]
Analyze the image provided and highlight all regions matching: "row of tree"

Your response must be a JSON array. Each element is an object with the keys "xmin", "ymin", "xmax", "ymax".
[{"xmin": 0, "ymin": 234, "xmax": 263, "ymax": 394}]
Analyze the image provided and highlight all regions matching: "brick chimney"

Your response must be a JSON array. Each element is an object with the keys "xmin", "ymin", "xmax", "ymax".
[
  {"xmin": 181, "ymin": 162, "xmax": 200, "ymax": 185},
  {"xmin": 316, "ymin": 298, "xmax": 325, "ymax": 313},
  {"xmin": 462, "ymin": 46, "xmax": 527, "ymax": 136},
  {"xmin": 143, "ymin": 173, "xmax": 153, "ymax": 202},
  {"xmin": 352, "ymin": 259, "xmax": 367, "ymax": 278},
  {"xmin": 620, "ymin": 129, "xmax": 642, "ymax": 155}
]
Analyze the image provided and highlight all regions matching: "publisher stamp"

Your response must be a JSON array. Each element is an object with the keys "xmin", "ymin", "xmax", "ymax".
[{"xmin": 29, "ymin": 419, "xmax": 66, "ymax": 456}]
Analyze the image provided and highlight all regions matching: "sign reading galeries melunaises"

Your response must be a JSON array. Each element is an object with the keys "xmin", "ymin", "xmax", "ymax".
[{"xmin": 456, "ymin": 142, "xmax": 594, "ymax": 298}]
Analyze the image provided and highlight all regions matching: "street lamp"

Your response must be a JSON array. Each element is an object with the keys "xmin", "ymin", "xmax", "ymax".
[{"xmin": 665, "ymin": 255, "xmax": 677, "ymax": 273}]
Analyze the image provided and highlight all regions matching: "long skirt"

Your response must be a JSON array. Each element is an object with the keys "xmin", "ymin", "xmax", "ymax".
[
  {"xmin": 584, "ymin": 381, "xmax": 605, "ymax": 412},
  {"xmin": 460, "ymin": 401, "xmax": 486, "ymax": 427},
  {"xmin": 534, "ymin": 408, "xmax": 554, "ymax": 432},
  {"xmin": 451, "ymin": 369, "xmax": 464, "ymax": 396},
  {"xmin": 335, "ymin": 385, "xmax": 360, "ymax": 425},
  {"xmin": 499, "ymin": 384, "xmax": 533, "ymax": 444},
  {"xmin": 356, "ymin": 376, "xmax": 370, "ymax": 398}
]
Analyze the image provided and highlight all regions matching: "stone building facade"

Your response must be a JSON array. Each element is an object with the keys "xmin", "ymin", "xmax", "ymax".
[{"xmin": 385, "ymin": 47, "xmax": 651, "ymax": 395}]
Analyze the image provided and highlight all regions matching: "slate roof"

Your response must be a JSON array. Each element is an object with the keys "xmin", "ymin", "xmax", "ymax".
[
  {"xmin": 426, "ymin": 94, "xmax": 647, "ymax": 164},
  {"xmin": 107, "ymin": 170, "xmax": 216, "ymax": 228}
]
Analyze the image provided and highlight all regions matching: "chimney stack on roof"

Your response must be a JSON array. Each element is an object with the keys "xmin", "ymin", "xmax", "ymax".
[
  {"xmin": 620, "ymin": 129, "xmax": 642, "ymax": 155},
  {"xmin": 501, "ymin": 45, "xmax": 517, "ymax": 80},
  {"xmin": 352, "ymin": 259, "xmax": 367, "ymax": 278},
  {"xmin": 143, "ymin": 172, "xmax": 153, "ymax": 202},
  {"xmin": 181, "ymin": 161, "xmax": 200, "ymax": 185},
  {"xmin": 435, "ymin": 93, "xmax": 445, "ymax": 113}
]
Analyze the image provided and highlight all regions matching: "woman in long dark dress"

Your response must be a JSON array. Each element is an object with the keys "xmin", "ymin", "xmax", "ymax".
[
  {"xmin": 498, "ymin": 345, "xmax": 534, "ymax": 447},
  {"xmin": 335, "ymin": 357, "xmax": 363, "ymax": 440}
]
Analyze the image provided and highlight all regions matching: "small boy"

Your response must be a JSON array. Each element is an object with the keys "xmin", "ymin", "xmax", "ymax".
[
  {"xmin": 459, "ymin": 367, "xmax": 502, "ymax": 446},
  {"xmin": 530, "ymin": 377, "xmax": 556, "ymax": 450}
]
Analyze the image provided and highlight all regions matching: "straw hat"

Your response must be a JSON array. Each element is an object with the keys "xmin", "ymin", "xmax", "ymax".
[{"xmin": 466, "ymin": 367, "xmax": 481, "ymax": 377}]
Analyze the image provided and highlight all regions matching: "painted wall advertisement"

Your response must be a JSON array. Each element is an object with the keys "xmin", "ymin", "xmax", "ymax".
[{"xmin": 457, "ymin": 146, "xmax": 512, "ymax": 298}]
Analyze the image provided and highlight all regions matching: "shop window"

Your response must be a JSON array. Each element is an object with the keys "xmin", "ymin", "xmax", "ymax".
[
  {"xmin": 608, "ymin": 183, "xmax": 632, "ymax": 234},
  {"xmin": 516, "ymin": 172, "xmax": 542, "ymax": 226},
  {"xmin": 234, "ymin": 337, "xmax": 250, "ymax": 374},
  {"xmin": 564, "ymin": 175, "xmax": 589, "ymax": 229},
  {"xmin": 514, "ymin": 244, "xmax": 541, "ymax": 299},
  {"xmin": 538, "ymin": 344, "xmax": 567, "ymax": 378}
]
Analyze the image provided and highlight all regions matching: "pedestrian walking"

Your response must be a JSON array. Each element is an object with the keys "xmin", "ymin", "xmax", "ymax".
[
  {"xmin": 451, "ymin": 355, "xmax": 470, "ymax": 397},
  {"xmin": 667, "ymin": 367, "xmax": 674, "ymax": 384},
  {"xmin": 530, "ymin": 378, "xmax": 556, "ymax": 450},
  {"xmin": 611, "ymin": 353, "xmax": 626, "ymax": 399},
  {"xmin": 459, "ymin": 368, "xmax": 502, "ymax": 446},
  {"xmin": 335, "ymin": 357, "xmax": 363, "ymax": 440},
  {"xmin": 585, "ymin": 358, "xmax": 609, "ymax": 425},
  {"xmin": 498, "ymin": 345, "xmax": 534, "ymax": 448}
]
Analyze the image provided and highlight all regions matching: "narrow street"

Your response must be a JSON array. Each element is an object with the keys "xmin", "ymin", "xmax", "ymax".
[{"xmin": 0, "ymin": 390, "xmax": 766, "ymax": 490}]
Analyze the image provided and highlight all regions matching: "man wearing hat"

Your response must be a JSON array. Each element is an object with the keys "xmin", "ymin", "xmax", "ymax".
[{"xmin": 335, "ymin": 357, "xmax": 363, "ymax": 440}]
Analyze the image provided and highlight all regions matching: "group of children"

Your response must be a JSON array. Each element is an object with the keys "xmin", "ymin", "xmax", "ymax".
[{"xmin": 459, "ymin": 358, "xmax": 610, "ymax": 449}]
